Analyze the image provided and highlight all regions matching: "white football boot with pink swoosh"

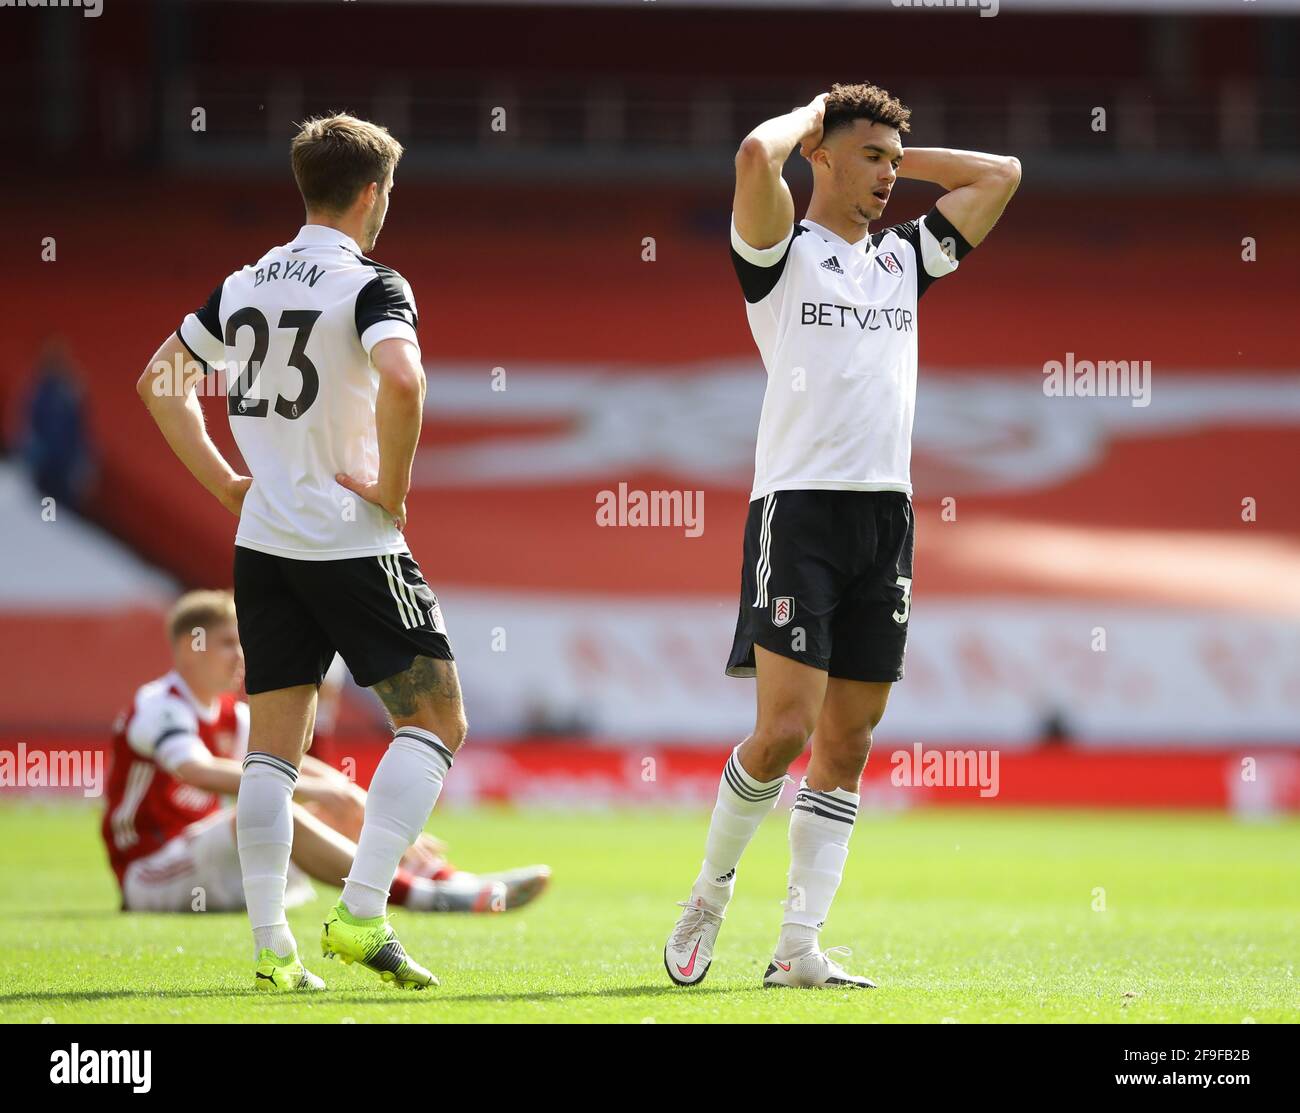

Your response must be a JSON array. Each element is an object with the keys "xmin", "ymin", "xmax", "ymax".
[
  {"xmin": 762, "ymin": 946, "xmax": 877, "ymax": 989},
  {"xmin": 664, "ymin": 896, "xmax": 725, "ymax": 986}
]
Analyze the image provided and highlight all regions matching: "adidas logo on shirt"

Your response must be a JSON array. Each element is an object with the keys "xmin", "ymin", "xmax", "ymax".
[{"xmin": 820, "ymin": 255, "xmax": 844, "ymax": 274}]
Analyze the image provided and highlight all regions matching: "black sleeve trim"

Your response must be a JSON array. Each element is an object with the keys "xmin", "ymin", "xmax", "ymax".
[
  {"xmin": 193, "ymin": 282, "xmax": 224, "ymax": 343},
  {"xmin": 730, "ymin": 225, "xmax": 804, "ymax": 305},
  {"xmin": 152, "ymin": 727, "xmax": 191, "ymax": 751},
  {"xmin": 923, "ymin": 205, "xmax": 974, "ymax": 261},
  {"xmin": 874, "ymin": 209, "xmax": 973, "ymax": 301},
  {"xmin": 176, "ymin": 331, "xmax": 210, "ymax": 372},
  {"xmin": 871, "ymin": 219, "xmax": 919, "ymax": 252},
  {"xmin": 354, "ymin": 269, "xmax": 418, "ymax": 339},
  {"xmin": 872, "ymin": 219, "xmax": 934, "ymax": 299}
]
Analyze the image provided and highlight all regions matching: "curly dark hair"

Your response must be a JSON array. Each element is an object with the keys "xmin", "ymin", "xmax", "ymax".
[{"xmin": 822, "ymin": 82, "xmax": 911, "ymax": 136}]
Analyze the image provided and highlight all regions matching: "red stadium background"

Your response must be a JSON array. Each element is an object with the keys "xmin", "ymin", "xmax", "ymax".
[{"xmin": 3, "ymin": 1, "xmax": 1298, "ymax": 810}]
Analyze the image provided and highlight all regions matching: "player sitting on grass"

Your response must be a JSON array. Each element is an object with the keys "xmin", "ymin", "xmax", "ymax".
[{"xmin": 102, "ymin": 590, "xmax": 550, "ymax": 924}]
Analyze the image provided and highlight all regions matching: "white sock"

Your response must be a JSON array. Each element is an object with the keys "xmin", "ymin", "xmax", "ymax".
[
  {"xmin": 778, "ymin": 779, "xmax": 859, "ymax": 958},
  {"xmin": 691, "ymin": 745, "xmax": 785, "ymax": 908},
  {"xmin": 237, "ymin": 752, "xmax": 299, "ymax": 960},
  {"xmin": 341, "ymin": 727, "xmax": 452, "ymax": 920},
  {"xmin": 399, "ymin": 876, "xmax": 441, "ymax": 912}
]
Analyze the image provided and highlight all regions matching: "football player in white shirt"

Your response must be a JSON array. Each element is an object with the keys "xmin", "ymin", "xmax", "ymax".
[
  {"xmin": 138, "ymin": 115, "xmax": 478, "ymax": 991},
  {"xmin": 666, "ymin": 83, "xmax": 1020, "ymax": 989}
]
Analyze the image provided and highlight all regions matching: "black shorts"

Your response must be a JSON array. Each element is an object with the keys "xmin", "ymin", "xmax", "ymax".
[
  {"xmin": 233, "ymin": 546, "xmax": 454, "ymax": 695},
  {"xmin": 726, "ymin": 490, "xmax": 914, "ymax": 683}
]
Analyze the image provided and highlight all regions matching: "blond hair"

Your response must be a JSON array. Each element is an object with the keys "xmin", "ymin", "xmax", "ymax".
[
  {"xmin": 167, "ymin": 590, "xmax": 237, "ymax": 644},
  {"xmin": 290, "ymin": 112, "xmax": 404, "ymax": 214}
]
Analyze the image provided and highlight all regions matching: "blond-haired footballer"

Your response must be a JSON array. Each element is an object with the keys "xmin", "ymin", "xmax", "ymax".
[{"xmin": 102, "ymin": 591, "xmax": 549, "ymax": 919}]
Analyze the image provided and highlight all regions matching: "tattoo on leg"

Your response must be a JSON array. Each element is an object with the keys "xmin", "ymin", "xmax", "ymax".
[{"xmin": 372, "ymin": 656, "xmax": 460, "ymax": 720}]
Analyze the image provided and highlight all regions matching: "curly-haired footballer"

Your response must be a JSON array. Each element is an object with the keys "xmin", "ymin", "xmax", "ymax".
[{"xmin": 665, "ymin": 83, "xmax": 1020, "ymax": 989}]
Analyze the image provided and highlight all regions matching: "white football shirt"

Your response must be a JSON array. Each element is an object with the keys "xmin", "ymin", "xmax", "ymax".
[
  {"xmin": 178, "ymin": 224, "xmax": 420, "ymax": 560},
  {"xmin": 731, "ymin": 206, "xmax": 972, "ymax": 500}
]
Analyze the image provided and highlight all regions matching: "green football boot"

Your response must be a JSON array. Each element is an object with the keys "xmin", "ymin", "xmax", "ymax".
[
  {"xmin": 321, "ymin": 900, "xmax": 439, "ymax": 990},
  {"xmin": 253, "ymin": 948, "xmax": 326, "ymax": 992}
]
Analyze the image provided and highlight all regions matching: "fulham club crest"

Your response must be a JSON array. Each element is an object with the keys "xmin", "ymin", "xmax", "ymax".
[
  {"xmin": 876, "ymin": 251, "xmax": 903, "ymax": 277},
  {"xmin": 771, "ymin": 596, "xmax": 795, "ymax": 628}
]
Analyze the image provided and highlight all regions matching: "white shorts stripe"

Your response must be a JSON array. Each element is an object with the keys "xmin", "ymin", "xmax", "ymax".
[
  {"xmin": 379, "ymin": 555, "xmax": 416, "ymax": 629},
  {"xmin": 111, "ymin": 761, "xmax": 154, "ymax": 850},
  {"xmin": 752, "ymin": 494, "xmax": 777, "ymax": 608},
  {"xmin": 391, "ymin": 554, "xmax": 426, "ymax": 628}
]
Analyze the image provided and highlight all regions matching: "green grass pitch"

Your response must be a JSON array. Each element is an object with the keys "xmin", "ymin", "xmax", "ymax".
[{"xmin": 1, "ymin": 802, "xmax": 1296, "ymax": 1023}]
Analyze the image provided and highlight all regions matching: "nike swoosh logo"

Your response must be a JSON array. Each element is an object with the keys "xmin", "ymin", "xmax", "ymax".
[
  {"xmin": 774, "ymin": 960, "xmax": 792, "ymax": 971},
  {"xmin": 676, "ymin": 938, "xmax": 702, "ymax": 977}
]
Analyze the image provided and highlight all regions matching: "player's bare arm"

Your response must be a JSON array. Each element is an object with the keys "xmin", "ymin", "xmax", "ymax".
[
  {"xmin": 299, "ymin": 752, "xmax": 448, "ymax": 858},
  {"xmin": 897, "ymin": 146, "xmax": 1022, "ymax": 247},
  {"xmin": 733, "ymin": 92, "xmax": 828, "ymax": 249},
  {"xmin": 335, "ymin": 335, "xmax": 425, "ymax": 531},
  {"xmin": 299, "ymin": 753, "xmax": 352, "ymax": 783},
  {"xmin": 169, "ymin": 750, "xmax": 364, "ymax": 812},
  {"xmin": 136, "ymin": 333, "xmax": 252, "ymax": 517},
  {"xmin": 672, "ymin": 83, "xmax": 956, "ymax": 991}
]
